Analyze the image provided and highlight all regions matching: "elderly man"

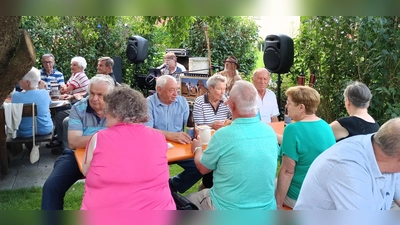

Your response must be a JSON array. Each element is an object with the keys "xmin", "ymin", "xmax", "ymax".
[
  {"xmin": 187, "ymin": 80, "xmax": 279, "ymax": 210},
  {"xmin": 158, "ymin": 52, "xmax": 186, "ymax": 81},
  {"xmin": 41, "ymin": 74, "xmax": 115, "ymax": 210},
  {"xmin": 40, "ymin": 53, "xmax": 66, "ymax": 149},
  {"xmin": 295, "ymin": 117, "xmax": 400, "ymax": 210},
  {"xmin": 51, "ymin": 57, "xmax": 120, "ymax": 153},
  {"xmin": 145, "ymin": 75, "xmax": 202, "ymax": 193},
  {"xmin": 97, "ymin": 56, "xmax": 119, "ymax": 85},
  {"xmin": 40, "ymin": 53, "xmax": 65, "ymax": 90},
  {"xmin": 217, "ymin": 55, "xmax": 241, "ymax": 95},
  {"xmin": 252, "ymin": 68, "xmax": 279, "ymax": 123}
]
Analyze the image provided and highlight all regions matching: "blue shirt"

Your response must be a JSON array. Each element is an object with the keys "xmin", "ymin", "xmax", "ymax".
[
  {"xmin": 145, "ymin": 94, "xmax": 189, "ymax": 132},
  {"xmin": 295, "ymin": 134, "xmax": 400, "ymax": 210},
  {"xmin": 201, "ymin": 116, "xmax": 279, "ymax": 210},
  {"xmin": 40, "ymin": 68, "xmax": 65, "ymax": 90},
  {"xmin": 11, "ymin": 89, "xmax": 53, "ymax": 137},
  {"xmin": 68, "ymin": 97, "xmax": 106, "ymax": 137}
]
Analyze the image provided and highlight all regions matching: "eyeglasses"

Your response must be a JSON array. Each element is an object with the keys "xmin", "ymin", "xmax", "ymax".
[{"xmin": 43, "ymin": 61, "xmax": 54, "ymax": 64}]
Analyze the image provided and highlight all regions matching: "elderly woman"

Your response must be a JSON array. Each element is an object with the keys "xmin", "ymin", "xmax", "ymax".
[
  {"xmin": 193, "ymin": 75, "xmax": 232, "ymax": 190},
  {"xmin": 81, "ymin": 84, "xmax": 175, "ymax": 210},
  {"xmin": 59, "ymin": 56, "xmax": 89, "ymax": 102},
  {"xmin": 193, "ymin": 74, "xmax": 232, "ymax": 131},
  {"xmin": 275, "ymin": 86, "xmax": 336, "ymax": 209},
  {"xmin": 330, "ymin": 81, "xmax": 379, "ymax": 141},
  {"xmin": 12, "ymin": 67, "xmax": 53, "ymax": 137}
]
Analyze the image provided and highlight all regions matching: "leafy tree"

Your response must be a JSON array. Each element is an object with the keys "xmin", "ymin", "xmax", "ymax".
[
  {"xmin": 20, "ymin": 16, "xmax": 259, "ymax": 94},
  {"xmin": 182, "ymin": 16, "xmax": 259, "ymax": 78},
  {"xmin": 291, "ymin": 16, "xmax": 400, "ymax": 124}
]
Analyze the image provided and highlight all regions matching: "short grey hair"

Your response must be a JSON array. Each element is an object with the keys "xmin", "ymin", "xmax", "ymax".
[
  {"xmin": 98, "ymin": 56, "xmax": 114, "ymax": 68},
  {"xmin": 374, "ymin": 118, "xmax": 400, "ymax": 157},
  {"xmin": 104, "ymin": 84, "xmax": 149, "ymax": 123},
  {"xmin": 229, "ymin": 80, "xmax": 258, "ymax": 115},
  {"xmin": 207, "ymin": 74, "xmax": 227, "ymax": 88},
  {"xmin": 89, "ymin": 74, "xmax": 115, "ymax": 93},
  {"xmin": 252, "ymin": 68, "xmax": 270, "ymax": 78},
  {"xmin": 23, "ymin": 67, "xmax": 41, "ymax": 88},
  {"xmin": 156, "ymin": 75, "xmax": 176, "ymax": 89},
  {"xmin": 41, "ymin": 53, "xmax": 55, "ymax": 61},
  {"xmin": 71, "ymin": 56, "xmax": 87, "ymax": 70},
  {"xmin": 344, "ymin": 81, "xmax": 372, "ymax": 108}
]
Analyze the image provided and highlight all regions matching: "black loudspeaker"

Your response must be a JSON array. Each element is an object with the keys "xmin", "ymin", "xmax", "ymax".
[
  {"xmin": 126, "ymin": 36, "xmax": 148, "ymax": 64},
  {"xmin": 112, "ymin": 56, "xmax": 123, "ymax": 83},
  {"xmin": 263, "ymin": 34, "xmax": 294, "ymax": 74}
]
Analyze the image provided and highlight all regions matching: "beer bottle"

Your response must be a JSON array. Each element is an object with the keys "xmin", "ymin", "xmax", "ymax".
[
  {"xmin": 186, "ymin": 108, "xmax": 195, "ymax": 140},
  {"xmin": 297, "ymin": 69, "xmax": 305, "ymax": 86},
  {"xmin": 284, "ymin": 106, "xmax": 292, "ymax": 127}
]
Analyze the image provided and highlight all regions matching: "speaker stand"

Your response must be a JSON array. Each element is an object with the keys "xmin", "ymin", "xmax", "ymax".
[{"xmin": 277, "ymin": 73, "xmax": 284, "ymax": 120}]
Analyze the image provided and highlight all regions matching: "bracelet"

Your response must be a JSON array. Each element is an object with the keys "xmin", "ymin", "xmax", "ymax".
[{"xmin": 193, "ymin": 147, "xmax": 202, "ymax": 154}]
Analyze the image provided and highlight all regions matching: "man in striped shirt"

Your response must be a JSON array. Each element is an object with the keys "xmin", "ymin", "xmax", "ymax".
[{"xmin": 40, "ymin": 53, "xmax": 65, "ymax": 90}]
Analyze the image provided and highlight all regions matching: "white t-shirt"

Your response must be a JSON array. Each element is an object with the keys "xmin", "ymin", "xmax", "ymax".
[{"xmin": 256, "ymin": 89, "xmax": 279, "ymax": 123}]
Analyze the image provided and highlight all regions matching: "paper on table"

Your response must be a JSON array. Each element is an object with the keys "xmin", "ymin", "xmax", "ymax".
[
  {"xmin": 50, "ymin": 100, "xmax": 70, "ymax": 108},
  {"xmin": 167, "ymin": 143, "xmax": 174, "ymax": 149}
]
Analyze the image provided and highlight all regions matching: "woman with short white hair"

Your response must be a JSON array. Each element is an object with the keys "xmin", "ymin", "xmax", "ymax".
[
  {"xmin": 11, "ymin": 67, "xmax": 53, "ymax": 138},
  {"xmin": 59, "ymin": 56, "xmax": 89, "ymax": 102}
]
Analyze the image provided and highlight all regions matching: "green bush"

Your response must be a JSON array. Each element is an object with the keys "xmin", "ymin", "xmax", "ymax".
[
  {"xmin": 20, "ymin": 16, "xmax": 260, "ymax": 93},
  {"xmin": 182, "ymin": 16, "xmax": 259, "ymax": 78},
  {"xmin": 291, "ymin": 16, "xmax": 400, "ymax": 124}
]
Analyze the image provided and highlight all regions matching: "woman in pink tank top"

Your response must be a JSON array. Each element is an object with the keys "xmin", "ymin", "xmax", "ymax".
[{"xmin": 81, "ymin": 84, "xmax": 175, "ymax": 210}]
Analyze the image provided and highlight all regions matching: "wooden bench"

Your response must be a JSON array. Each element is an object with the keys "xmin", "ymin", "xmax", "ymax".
[{"xmin": 0, "ymin": 104, "xmax": 53, "ymax": 176}]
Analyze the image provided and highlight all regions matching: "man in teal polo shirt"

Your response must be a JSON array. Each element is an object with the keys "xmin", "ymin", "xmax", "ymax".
[{"xmin": 187, "ymin": 80, "xmax": 279, "ymax": 210}]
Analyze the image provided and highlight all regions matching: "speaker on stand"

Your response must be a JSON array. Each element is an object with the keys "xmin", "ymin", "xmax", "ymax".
[
  {"xmin": 263, "ymin": 34, "xmax": 294, "ymax": 120},
  {"xmin": 126, "ymin": 35, "xmax": 149, "ymax": 91}
]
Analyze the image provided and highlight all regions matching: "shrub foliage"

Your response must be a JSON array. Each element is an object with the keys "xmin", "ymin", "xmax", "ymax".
[
  {"xmin": 20, "ymin": 16, "xmax": 259, "ymax": 92},
  {"xmin": 291, "ymin": 16, "xmax": 400, "ymax": 124}
]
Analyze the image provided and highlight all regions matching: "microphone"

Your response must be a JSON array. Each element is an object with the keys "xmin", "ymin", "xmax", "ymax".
[
  {"xmin": 212, "ymin": 65, "xmax": 223, "ymax": 70},
  {"xmin": 157, "ymin": 64, "xmax": 167, "ymax": 70}
]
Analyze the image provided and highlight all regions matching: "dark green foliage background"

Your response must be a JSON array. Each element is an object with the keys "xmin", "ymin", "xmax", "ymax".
[
  {"xmin": 289, "ymin": 16, "xmax": 400, "ymax": 124},
  {"xmin": 20, "ymin": 16, "xmax": 259, "ymax": 90}
]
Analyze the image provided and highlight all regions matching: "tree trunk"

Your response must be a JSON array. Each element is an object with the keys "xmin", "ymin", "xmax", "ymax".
[
  {"xmin": 0, "ymin": 16, "xmax": 36, "ymax": 101},
  {"xmin": 0, "ymin": 16, "xmax": 36, "ymax": 176}
]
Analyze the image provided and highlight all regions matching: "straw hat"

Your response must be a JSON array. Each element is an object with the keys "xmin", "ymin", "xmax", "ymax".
[{"xmin": 223, "ymin": 56, "xmax": 240, "ymax": 69}]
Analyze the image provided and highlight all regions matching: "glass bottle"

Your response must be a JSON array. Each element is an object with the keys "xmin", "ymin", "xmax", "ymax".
[
  {"xmin": 284, "ymin": 106, "xmax": 292, "ymax": 127},
  {"xmin": 297, "ymin": 69, "xmax": 305, "ymax": 86},
  {"xmin": 186, "ymin": 108, "xmax": 195, "ymax": 139}
]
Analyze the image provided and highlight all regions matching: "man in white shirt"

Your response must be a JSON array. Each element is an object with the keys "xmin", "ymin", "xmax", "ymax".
[{"xmin": 252, "ymin": 68, "xmax": 279, "ymax": 123}]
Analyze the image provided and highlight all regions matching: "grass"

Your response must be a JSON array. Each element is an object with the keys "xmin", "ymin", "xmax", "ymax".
[{"xmin": 0, "ymin": 164, "xmax": 199, "ymax": 210}]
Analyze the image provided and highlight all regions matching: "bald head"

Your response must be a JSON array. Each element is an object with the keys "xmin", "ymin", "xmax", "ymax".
[
  {"xmin": 374, "ymin": 118, "xmax": 400, "ymax": 157},
  {"xmin": 252, "ymin": 68, "xmax": 271, "ymax": 92}
]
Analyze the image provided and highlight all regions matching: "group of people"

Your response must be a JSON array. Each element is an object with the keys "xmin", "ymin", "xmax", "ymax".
[{"xmin": 10, "ymin": 51, "xmax": 398, "ymax": 210}]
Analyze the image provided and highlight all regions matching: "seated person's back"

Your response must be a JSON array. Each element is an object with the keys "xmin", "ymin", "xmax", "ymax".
[
  {"xmin": 81, "ymin": 85, "xmax": 175, "ymax": 210},
  {"xmin": 11, "ymin": 67, "xmax": 53, "ymax": 137},
  {"xmin": 330, "ymin": 81, "xmax": 379, "ymax": 141}
]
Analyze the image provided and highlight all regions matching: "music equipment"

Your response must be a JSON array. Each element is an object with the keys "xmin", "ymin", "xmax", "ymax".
[
  {"xmin": 126, "ymin": 36, "xmax": 148, "ymax": 64},
  {"xmin": 263, "ymin": 34, "xmax": 294, "ymax": 74}
]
